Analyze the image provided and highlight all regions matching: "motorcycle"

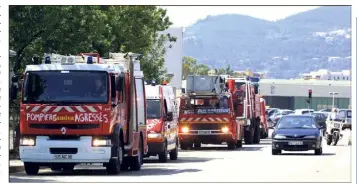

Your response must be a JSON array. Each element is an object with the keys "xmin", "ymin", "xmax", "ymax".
[{"xmin": 325, "ymin": 120, "xmax": 344, "ymax": 146}]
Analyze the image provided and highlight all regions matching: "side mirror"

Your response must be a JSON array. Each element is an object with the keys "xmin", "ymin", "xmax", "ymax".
[
  {"xmin": 342, "ymin": 119, "xmax": 345, "ymax": 123},
  {"xmin": 181, "ymin": 88, "xmax": 186, "ymax": 93},
  {"xmin": 165, "ymin": 112, "xmax": 173, "ymax": 121},
  {"xmin": 10, "ymin": 84, "xmax": 18, "ymax": 100}
]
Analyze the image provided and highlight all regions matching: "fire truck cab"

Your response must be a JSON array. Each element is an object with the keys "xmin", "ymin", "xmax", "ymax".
[
  {"xmin": 10, "ymin": 52, "xmax": 148, "ymax": 175},
  {"xmin": 145, "ymin": 83, "xmax": 179, "ymax": 162}
]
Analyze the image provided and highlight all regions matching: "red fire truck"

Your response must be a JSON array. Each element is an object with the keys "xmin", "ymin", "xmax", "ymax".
[
  {"xmin": 178, "ymin": 75, "xmax": 243, "ymax": 149},
  {"xmin": 10, "ymin": 52, "xmax": 148, "ymax": 175}
]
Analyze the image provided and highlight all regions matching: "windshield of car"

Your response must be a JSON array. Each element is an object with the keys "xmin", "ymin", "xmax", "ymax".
[
  {"xmin": 277, "ymin": 116, "xmax": 317, "ymax": 129},
  {"xmin": 147, "ymin": 99, "xmax": 161, "ymax": 119},
  {"xmin": 22, "ymin": 71, "xmax": 108, "ymax": 104}
]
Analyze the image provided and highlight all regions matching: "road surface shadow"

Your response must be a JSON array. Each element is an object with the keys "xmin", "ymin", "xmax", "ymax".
[
  {"xmin": 9, "ymin": 177, "xmax": 54, "ymax": 183},
  {"xmin": 279, "ymin": 152, "xmax": 336, "ymax": 156},
  {"xmin": 180, "ymin": 146, "xmax": 264, "ymax": 152},
  {"xmin": 34, "ymin": 167, "xmax": 201, "ymax": 176},
  {"xmin": 144, "ymin": 156, "xmax": 218, "ymax": 163}
]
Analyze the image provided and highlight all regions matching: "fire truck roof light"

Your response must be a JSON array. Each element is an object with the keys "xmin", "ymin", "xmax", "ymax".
[
  {"xmin": 44, "ymin": 56, "xmax": 51, "ymax": 64},
  {"xmin": 87, "ymin": 56, "xmax": 93, "ymax": 64}
]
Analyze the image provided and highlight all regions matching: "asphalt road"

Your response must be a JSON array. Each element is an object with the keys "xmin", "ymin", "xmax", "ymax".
[{"xmin": 10, "ymin": 137, "xmax": 351, "ymax": 183}]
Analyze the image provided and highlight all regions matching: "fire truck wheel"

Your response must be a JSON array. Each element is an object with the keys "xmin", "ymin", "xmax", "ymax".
[
  {"xmin": 159, "ymin": 142, "xmax": 168, "ymax": 163},
  {"xmin": 227, "ymin": 141, "xmax": 236, "ymax": 150},
  {"xmin": 193, "ymin": 143, "xmax": 201, "ymax": 148},
  {"xmin": 169, "ymin": 140, "xmax": 178, "ymax": 160},
  {"xmin": 180, "ymin": 142, "xmax": 190, "ymax": 150},
  {"xmin": 236, "ymin": 140, "xmax": 243, "ymax": 148},
  {"xmin": 253, "ymin": 127, "xmax": 261, "ymax": 144},
  {"xmin": 24, "ymin": 162, "xmax": 39, "ymax": 175},
  {"xmin": 244, "ymin": 130, "xmax": 253, "ymax": 144},
  {"xmin": 106, "ymin": 138, "xmax": 123, "ymax": 175},
  {"xmin": 326, "ymin": 135, "xmax": 332, "ymax": 145},
  {"xmin": 130, "ymin": 137, "xmax": 143, "ymax": 171}
]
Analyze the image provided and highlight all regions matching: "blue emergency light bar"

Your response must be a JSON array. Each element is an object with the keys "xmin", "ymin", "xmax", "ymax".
[
  {"xmin": 45, "ymin": 56, "xmax": 51, "ymax": 64},
  {"xmin": 87, "ymin": 56, "xmax": 93, "ymax": 64},
  {"xmin": 246, "ymin": 76, "xmax": 260, "ymax": 83}
]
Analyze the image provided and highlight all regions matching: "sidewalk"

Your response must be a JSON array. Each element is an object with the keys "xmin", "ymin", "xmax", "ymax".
[{"xmin": 10, "ymin": 160, "xmax": 24, "ymax": 173}]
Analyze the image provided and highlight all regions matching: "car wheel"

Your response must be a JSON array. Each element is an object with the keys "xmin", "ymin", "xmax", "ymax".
[
  {"xmin": 24, "ymin": 162, "xmax": 40, "ymax": 175},
  {"xmin": 314, "ymin": 147, "xmax": 322, "ymax": 155},
  {"xmin": 272, "ymin": 149, "xmax": 281, "ymax": 155}
]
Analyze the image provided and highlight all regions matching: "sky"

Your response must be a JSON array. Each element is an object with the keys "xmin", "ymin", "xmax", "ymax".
[{"xmin": 160, "ymin": 6, "xmax": 321, "ymax": 27}]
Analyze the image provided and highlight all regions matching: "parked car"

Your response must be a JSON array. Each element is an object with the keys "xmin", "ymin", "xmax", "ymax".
[
  {"xmin": 311, "ymin": 112, "xmax": 327, "ymax": 135},
  {"xmin": 271, "ymin": 114, "xmax": 323, "ymax": 155}
]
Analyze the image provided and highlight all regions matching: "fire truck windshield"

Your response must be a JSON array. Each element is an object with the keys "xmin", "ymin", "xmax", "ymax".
[
  {"xmin": 22, "ymin": 71, "xmax": 109, "ymax": 104},
  {"xmin": 147, "ymin": 99, "xmax": 161, "ymax": 119}
]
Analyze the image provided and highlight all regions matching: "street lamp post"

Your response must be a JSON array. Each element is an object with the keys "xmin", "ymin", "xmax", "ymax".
[{"xmin": 329, "ymin": 92, "xmax": 339, "ymax": 108}]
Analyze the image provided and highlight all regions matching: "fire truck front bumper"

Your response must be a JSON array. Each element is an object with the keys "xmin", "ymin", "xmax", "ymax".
[
  {"xmin": 178, "ymin": 132, "xmax": 235, "ymax": 144},
  {"xmin": 19, "ymin": 136, "xmax": 111, "ymax": 164}
]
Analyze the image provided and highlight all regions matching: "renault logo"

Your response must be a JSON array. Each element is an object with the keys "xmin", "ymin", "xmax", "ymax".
[{"xmin": 61, "ymin": 127, "xmax": 67, "ymax": 135}]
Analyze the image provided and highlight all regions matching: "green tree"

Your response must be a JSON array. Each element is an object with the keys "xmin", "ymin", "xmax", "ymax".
[{"xmin": 9, "ymin": 5, "xmax": 173, "ymax": 78}]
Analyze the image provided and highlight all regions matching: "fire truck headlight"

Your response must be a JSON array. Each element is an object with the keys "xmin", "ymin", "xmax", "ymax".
[
  {"xmin": 92, "ymin": 139, "xmax": 111, "ymax": 147},
  {"xmin": 221, "ymin": 126, "xmax": 229, "ymax": 133},
  {"xmin": 148, "ymin": 133, "xmax": 163, "ymax": 139},
  {"xmin": 181, "ymin": 127, "xmax": 189, "ymax": 133},
  {"xmin": 20, "ymin": 137, "xmax": 36, "ymax": 146}
]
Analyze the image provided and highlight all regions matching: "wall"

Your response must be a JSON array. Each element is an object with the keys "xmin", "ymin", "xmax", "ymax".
[{"xmin": 159, "ymin": 27, "xmax": 184, "ymax": 90}]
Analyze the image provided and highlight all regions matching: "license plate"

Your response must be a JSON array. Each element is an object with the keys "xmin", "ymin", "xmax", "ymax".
[
  {"xmin": 197, "ymin": 131, "xmax": 211, "ymax": 134},
  {"xmin": 288, "ymin": 141, "xmax": 303, "ymax": 145},
  {"xmin": 53, "ymin": 154, "xmax": 73, "ymax": 159}
]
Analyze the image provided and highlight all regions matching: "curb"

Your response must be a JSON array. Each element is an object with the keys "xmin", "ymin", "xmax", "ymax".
[{"xmin": 10, "ymin": 166, "xmax": 24, "ymax": 173}]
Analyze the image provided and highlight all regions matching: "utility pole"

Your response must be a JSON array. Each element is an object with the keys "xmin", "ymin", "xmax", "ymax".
[{"xmin": 329, "ymin": 92, "xmax": 339, "ymax": 108}]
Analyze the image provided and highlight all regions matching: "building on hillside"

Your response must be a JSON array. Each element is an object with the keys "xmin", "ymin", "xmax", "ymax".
[
  {"xmin": 301, "ymin": 69, "xmax": 351, "ymax": 81},
  {"xmin": 159, "ymin": 27, "xmax": 184, "ymax": 96},
  {"xmin": 232, "ymin": 69, "xmax": 267, "ymax": 79}
]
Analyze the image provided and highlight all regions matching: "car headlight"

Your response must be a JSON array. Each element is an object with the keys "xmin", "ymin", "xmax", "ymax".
[
  {"xmin": 304, "ymin": 135, "xmax": 316, "ymax": 139},
  {"xmin": 92, "ymin": 138, "xmax": 111, "ymax": 147},
  {"xmin": 148, "ymin": 133, "xmax": 163, "ymax": 139},
  {"xmin": 274, "ymin": 135, "xmax": 286, "ymax": 139},
  {"xmin": 20, "ymin": 136, "xmax": 36, "ymax": 146}
]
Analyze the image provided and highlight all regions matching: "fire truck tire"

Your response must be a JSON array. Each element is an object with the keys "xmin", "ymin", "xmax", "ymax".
[
  {"xmin": 244, "ymin": 130, "xmax": 253, "ymax": 144},
  {"xmin": 130, "ymin": 137, "xmax": 143, "ymax": 171},
  {"xmin": 193, "ymin": 143, "xmax": 201, "ymax": 148},
  {"xmin": 180, "ymin": 142, "xmax": 190, "ymax": 150},
  {"xmin": 169, "ymin": 140, "xmax": 179, "ymax": 160},
  {"xmin": 159, "ymin": 141, "xmax": 168, "ymax": 163},
  {"xmin": 24, "ymin": 162, "xmax": 39, "ymax": 175},
  {"xmin": 236, "ymin": 140, "xmax": 243, "ymax": 148},
  {"xmin": 227, "ymin": 141, "xmax": 236, "ymax": 150},
  {"xmin": 253, "ymin": 128, "xmax": 261, "ymax": 144},
  {"xmin": 326, "ymin": 135, "xmax": 332, "ymax": 145},
  {"xmin": 106, "ymin": 137, "xmax": 123, "ymax": 175}
]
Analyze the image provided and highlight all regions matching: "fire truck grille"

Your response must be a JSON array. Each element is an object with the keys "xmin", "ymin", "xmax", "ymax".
[
  {"xmin": 186, "ymin": 123, "xmax": 229, "ymax": 131},
  {"xmin": 50, "ymin": 148, "xmax": 78, "ymax": 154},
  {"xmin": 49, "ymin": 135, "xmax": 80, "ymax": 140},
  {"xmin": 29, "ymin": 124, "xmax": 99, "ymax": 130}
]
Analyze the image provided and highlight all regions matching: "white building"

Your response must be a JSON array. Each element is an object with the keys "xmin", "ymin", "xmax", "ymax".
[
  {"xmin": 301, "ymin": 69, "xmax": 351, "ymax": 81},
  {"xmin": 159, "ymin": 27, "xmax": 184, "ymax": 95}
]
